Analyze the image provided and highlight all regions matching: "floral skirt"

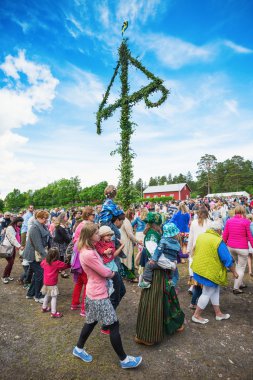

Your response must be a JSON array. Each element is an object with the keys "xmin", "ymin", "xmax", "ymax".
[
  {"xmin": 41, "ymin": 285, "xmax": 59, "ymax": 297},
  {"xmin": 85, "ymin": 297, "xmax": 118, "ymax": 326}
]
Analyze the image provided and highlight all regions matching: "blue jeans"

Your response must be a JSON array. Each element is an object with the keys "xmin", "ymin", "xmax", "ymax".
[
  {"xmin": 171, "ymin": 268, "xmax": 179, "ymax": 287},
  {"xmin": 26, "ymin": 261, "xmax": 43, "ymax": 299}
]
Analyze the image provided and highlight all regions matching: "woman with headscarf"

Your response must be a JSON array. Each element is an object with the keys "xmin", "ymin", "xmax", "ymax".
[{"xmin": 135, "ymin": 212, "xmax": 184, "ymax": 345}]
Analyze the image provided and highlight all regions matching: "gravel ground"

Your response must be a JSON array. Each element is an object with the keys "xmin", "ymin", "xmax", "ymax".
[{"xmin": 0, "ymin": 260, "xmax": 253, "ymax": 380}]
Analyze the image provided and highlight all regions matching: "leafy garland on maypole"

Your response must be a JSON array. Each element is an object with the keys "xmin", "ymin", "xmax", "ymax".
[{"xmin": 96, "ymin": 24, "xmax": 169, "ymax": 209}]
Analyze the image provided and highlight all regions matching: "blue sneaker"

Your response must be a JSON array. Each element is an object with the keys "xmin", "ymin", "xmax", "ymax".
[
  {"xmin": 73, "ymin": 347, "xmax": 93, "ymax": 363},
  {"xmin": 120, "ymin": 355, "xmax": 142, "ymax": 369}
]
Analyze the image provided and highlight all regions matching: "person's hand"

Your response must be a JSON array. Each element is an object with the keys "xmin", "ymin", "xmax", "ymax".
[
  {"xmin": 149, "ymin": 259, "xmax": 156, "ymax": 265},
  {"xmin": 104, "ymin": 248, "xmax": 112, "ymax": 254},
  {"xmin": 20, "ymin": 246, "xmax": 25, "ymax": 251},
  {"xmin": 120, "ymin": 243, "xmax": 125, "ymax": 249},
  {"xmin": 111, "ymin": 271, "xmax": 115, "ymax": 277},
  {"xmin": 137, "ymin": 240, "xmax": 143, "ymax": 246}
]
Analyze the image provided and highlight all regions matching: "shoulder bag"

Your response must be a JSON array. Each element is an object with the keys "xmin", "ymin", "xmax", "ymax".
[{"xmin": 0, "ymin": 233, "xmax": 14, "ymax": 259}]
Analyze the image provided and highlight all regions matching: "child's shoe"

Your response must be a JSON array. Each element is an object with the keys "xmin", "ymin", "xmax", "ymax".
[
  {"xmin": 138, "ymin": 280, "xmax": 151, "ymax": 289},
  {"xmin": 120, "ymin": 355, "xmax": 142, "ymax": 369},
  {"xmin": 51, "ymin": 312, "xmax": 63, "ymax": 318},
  {"xmin": 80, "ymin": 310, "xmax": 86, "ymax": 317},
  {"xmin": 41, "ymin": 307, "xmax": 51, "ymax": 313},
  {"xmin": 73, "ymin": 346, "xmax": 93, "ymax": 363},
  {"xmin": 100, "ymin": 328, "xmax": 110, "ymax": 335}
]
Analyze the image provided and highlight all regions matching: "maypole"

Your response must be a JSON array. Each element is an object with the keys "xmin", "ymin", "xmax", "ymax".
[{"xmin": 96, "ymin": 22, "xmax": 169, "ymax": 209}]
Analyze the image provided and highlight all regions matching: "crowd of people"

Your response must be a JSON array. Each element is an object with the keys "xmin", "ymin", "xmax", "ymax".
[{"xmin": 0, "ymin": 188, "xmax": 253, "ymax": 368}]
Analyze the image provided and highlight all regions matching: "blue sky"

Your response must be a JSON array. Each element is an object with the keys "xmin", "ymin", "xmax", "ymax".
[{"xmin": 0, "ymin": 0, "xmax": 253, "ymax": 197}]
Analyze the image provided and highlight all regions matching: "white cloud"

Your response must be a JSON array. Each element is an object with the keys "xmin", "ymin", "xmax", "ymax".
[
  {"xmin": 223, "ymin": 40, "xmax": 253, "ymax": 54},
  {"xmin": 224, "ymin": 99, "xmax": 239, "ymax": 115},
  {"xmin": 0, "ymin": 51, "xmax": 59, "ymax": 197},
  {"xmin": 137, "ymin": 34, "xmax": 214, "ymax": 69},
  {"xmin": 59, "ymin": 64, "xmax": 105, "ymax": 108},
  {"xmin": 116, "ymin": 0, "xmax": 162, "ymax": 24},
  {"xmin": 97, "ymin": 0, "xmax": 110, "ymax": 28}
]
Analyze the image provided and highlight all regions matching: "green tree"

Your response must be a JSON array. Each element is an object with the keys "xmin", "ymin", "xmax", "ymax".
[
  {"xmin": 4, "ymin": 189, "xmax": 26, "ymax": 210},
  {"xmin": 173, "ymin": 173, "xmax": 187, "ymax": 183},
  {"xmin": 0, "ymin": 199, "xmax": 4, "ymax": 212},
  {"xmin": 197, "ymin": 154, "xmax": 217, "ymax": 194},
  {"xmin": 149, "ymin": 177, "xmax": 158, "ymax": 186}
]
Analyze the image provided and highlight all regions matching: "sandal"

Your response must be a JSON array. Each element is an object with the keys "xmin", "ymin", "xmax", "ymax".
[
  {"xmin": 250, "ymin": 273, "xmax": 253, "ymax": 277},
  {"xmin": 176, "ymin": 325, "xmax": 185, "ymax": 332},
  {"xmin": 42, "ymin": 307, "xmax": 51, "ymax": 313},
  {"xmin": 51, "ymin": 312, "xmax": 63, "ymax": 318}
]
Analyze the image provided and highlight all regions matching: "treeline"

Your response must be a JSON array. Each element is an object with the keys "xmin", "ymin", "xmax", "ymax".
[
  {"xmin": 1, "ymin": 155, "xmax": 253, "ymax": 212},
  {"xmin": 138, "ymin": 154, "xmax": 253, "ymax": 197},
  {"xmin": 2, "ymin": 178, "xmax": 108, "ymax": 211}
]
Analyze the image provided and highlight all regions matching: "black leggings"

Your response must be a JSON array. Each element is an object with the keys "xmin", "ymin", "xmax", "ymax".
[{"xmin": 76, "ymin": 321, "xmax": 127, "ymax": 361}]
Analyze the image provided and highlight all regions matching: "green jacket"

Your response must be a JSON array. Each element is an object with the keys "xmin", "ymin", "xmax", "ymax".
[{"xmin": 191, "ymin": 229, "xmax": 228, "ymax": 286}]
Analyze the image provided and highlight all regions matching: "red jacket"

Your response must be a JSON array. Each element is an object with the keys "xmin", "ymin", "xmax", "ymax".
[
  {"xmin": 95, "ymin": 240, "xmax": 115, "ymax": 264},
  {"xmin": 223, "ymin": 215, "xmax": 253, "ymax": 249},
  {"xmin": 41, "ymin": 259, "xmax": 70, "ymax": 286}
]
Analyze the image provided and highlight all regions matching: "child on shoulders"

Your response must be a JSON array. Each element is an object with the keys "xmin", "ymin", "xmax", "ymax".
[
  {"xmin": 139, "ymin": 223, "xmax": 180, "ymax": 289},
  {"xmin": 99, "ymin": 185, "xmax": 124, "ymax": 226}
]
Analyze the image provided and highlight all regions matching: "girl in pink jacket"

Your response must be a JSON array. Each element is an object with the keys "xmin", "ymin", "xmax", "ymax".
[{"xmin": 72, "ymin": 222, "xmax": 142, "ymax": 369}]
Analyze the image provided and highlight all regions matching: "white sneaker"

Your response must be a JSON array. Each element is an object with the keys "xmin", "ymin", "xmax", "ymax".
[
  {"xmin": 34, "ymin": 297, "xmax": 44, "ymax": 304},
  {"xmin": 1, "ymin": 277, "xmax": 9, "ymax": 284},
  {"xmin": 7, "ymin": 277, "xmax": 14, "ymax": 281}
]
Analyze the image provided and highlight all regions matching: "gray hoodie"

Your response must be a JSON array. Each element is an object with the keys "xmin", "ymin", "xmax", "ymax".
[{"xmin": 23, "ymin": 220, "xmax": 50, "ymax": 262}]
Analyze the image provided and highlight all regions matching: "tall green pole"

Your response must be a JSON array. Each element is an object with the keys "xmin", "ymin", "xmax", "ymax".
[{"xmin": 96, "ymin": 33, "xmax": 169, "ymax": 210}]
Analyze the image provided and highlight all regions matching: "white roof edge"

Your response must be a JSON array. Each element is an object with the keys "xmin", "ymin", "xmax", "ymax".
[{"xmin": 143, "ymin": 183, "xmax": 188, "ymax": 194}]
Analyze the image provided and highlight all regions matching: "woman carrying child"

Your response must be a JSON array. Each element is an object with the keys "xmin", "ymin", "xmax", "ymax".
[
  {"xmin": 95, "ymin": 225, "xmax": 125, "ymax": 335},
  {"xmin": 40, "ymin": 247, "xmax": 70, "ymax": 318},
  {"xmin": 72, "ymin": 222, "xmax": 142, "ymax": 369}
]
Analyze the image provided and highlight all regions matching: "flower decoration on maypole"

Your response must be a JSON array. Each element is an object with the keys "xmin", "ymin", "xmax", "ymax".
[{"xmin": 96, "ymin": 22, "xmax": 169, "ymax": 209}]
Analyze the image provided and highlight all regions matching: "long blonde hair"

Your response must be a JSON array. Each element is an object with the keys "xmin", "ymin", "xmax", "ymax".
[
  {"xmin": 55, "ymin": 212, "xmax": 67, "ymax": 227},
  {"xmin": 179, "ymin": 202, "xmax": 189, "ymax": 214},
  {"xmin": 140, "ymin": 208, "xmax": 148, "ymax": 221},
  {"xmin": 78, "ymin": 222, "xmax": 98, "ymax": 251}
]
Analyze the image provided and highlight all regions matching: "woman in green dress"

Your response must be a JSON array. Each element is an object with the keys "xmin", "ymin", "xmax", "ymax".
[{"xmin": 135, "ymin": 212, "xmax": 185, "ymax": 345}]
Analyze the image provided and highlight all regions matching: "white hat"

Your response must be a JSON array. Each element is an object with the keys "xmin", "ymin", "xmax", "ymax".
[{"xmin": 99, "ymin": 226, "xmax": 114, "ymax": 237}]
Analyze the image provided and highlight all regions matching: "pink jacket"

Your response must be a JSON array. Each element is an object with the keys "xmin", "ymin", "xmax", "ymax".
[
  {"xmin": 73, "ymin": 220, "xmax": 88, "ymax": 243},
  {"xmin": 223, "ymin": 215, "xmax": 253, "ymax": 249},
  {"xmin": 79, "ymin": 247, "xmax": 114, "ymax": 300}
]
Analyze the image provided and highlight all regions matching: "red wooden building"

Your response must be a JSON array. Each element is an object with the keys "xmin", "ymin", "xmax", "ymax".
[{"xmin": 143, "ymin": 183, "xmax": 191, "ymax": 201}]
